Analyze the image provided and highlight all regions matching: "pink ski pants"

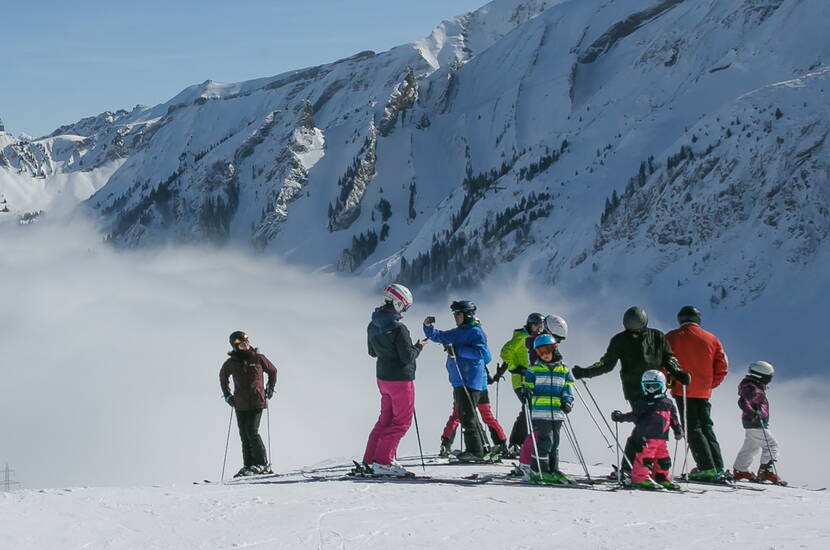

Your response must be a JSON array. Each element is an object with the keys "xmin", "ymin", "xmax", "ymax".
[
  {"xmin": 362, "ymin": 379, "xmax": 415, "ymax": 465},
  {"xmin": 632, "ymin": 438, "xmax": 672, "ymax": 483}
]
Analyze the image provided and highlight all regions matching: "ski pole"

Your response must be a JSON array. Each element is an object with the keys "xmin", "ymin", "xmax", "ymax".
[
  {"xmin": 221, "ymin": 407, "xmax": 233, "ymax": 484},
  {"xmin": 615, "ymin": 423, "xmax": 622, "ymax": 486},
  {"xmin": 447, "ymin": 344, "xmax": 489, "ymax": 451},
  {"xmin": 759, "ymin": 423, "xmax": 779, "ymax": 479},
  {"xmin": 413, "ymin": 408, "xmax": 426, "ymax": 472},
  {"xmin": 523, "ymin": 400, "xmax": 544, "ymax": 475},
  {"xmin": 572, "ymin": 383, "xmax": 613, "ymax": 450},
  {"xmin": 495, "ymin": 378, "xmax": 500, "ymax": 422},
  {"xmin": 672, "ymin": 438, "xmax": 679, "ymax": 479},
  {"xmin": 580, "ymin": 380, "xmax": 633, "ymax": 470},
  {"xmin": 266, "ymin": 406, "xmax": 272, "ymax": 469},
  {"xmin": 564, "ymin": 413, "xmax": 592, "ymax": 481},
  {"xmin": 681, "ymin": 383, "xmax": 690, "ymax": 477}
]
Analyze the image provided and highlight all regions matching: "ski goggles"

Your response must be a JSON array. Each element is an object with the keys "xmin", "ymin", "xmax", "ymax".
[
  {"xmin": 233, "ymin": 334, "xmax": 249, "ymax": 345},
  {"xmin": 535, "ymin": 344, "xmax": 557, "ymax": 356},
  {"xmin": 641, "ymin": 381, "xmax": 664, "ymax": 393}
]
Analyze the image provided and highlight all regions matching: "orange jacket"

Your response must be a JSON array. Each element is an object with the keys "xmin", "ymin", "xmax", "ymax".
[{"xmin": 665, "ymin": 324, "xmax": 728, "ymax": 399}]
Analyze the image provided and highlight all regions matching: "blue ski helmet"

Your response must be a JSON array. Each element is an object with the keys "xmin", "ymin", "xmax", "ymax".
[{"xmin": 533, "ymin": 333, "xmax": 557, "ymax": 349}]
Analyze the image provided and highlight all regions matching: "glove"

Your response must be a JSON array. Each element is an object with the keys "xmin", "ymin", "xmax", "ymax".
[
  {"xmin": 487, "ymin": 374, "xmax": 496, "ymax": 385},
  {"xmin": 610, "ymin": 410, "xmax": 624, "ymax": 422},
  {"xmin": 224, "ymin": 394, "xmax": 234, "ymax": 407},
  {"xmin": 571, "ymin": 365, "xmax": 587, "ymax": 379},
  {"xmin": 493, "ymin": 362, "xmax": 509, "ymax": 382},
  {"xmin": 674, "ymin": 431, "xmax": 684, "ymax": 440},
  {"xmin": 519, "ymin": 387, "xmax": 533, "ymax": 403},
  {"xmin": 674, "ymin": 369, "xmax": 691, "ymax": 385},
  {"xmin": 266, "ymin": 387, "xmax": 274, "ymax": 399},
  {"xmin": 561, "ymin": 402, "xmax": 573, "ymax": 414}
]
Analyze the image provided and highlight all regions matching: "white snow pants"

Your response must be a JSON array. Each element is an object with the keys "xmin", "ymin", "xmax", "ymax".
[{"xmin": 733, "ymin": 428, "xmax": 780, "ymax": 471}]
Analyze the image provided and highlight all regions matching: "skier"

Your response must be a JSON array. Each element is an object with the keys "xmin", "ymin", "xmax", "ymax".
[
  {"xmin": 526, "ymin": 314, "xmax": 569, "ymax": 365},
  {"xmin": 516, "ymin": 333, "xmax": 575, "ymax": 483},
  {"xmin": 611, "ymin": 370, "xmax": 684, "ymax": 490},
  {"xmin": 361, "ymin": 284, "xmax": 427, "ymax": 477},
  {"xmin": 732, "ymin": 361, "xmax": 782, "ymax": 483},
  {"xmin": 424, "ymin": 300, "xmax": 491, "ymax": 462},
  {"xmin": 499, "ymin": 313, "xmax": 545, "ymax": 456},
  {"xmin": 439, "ymin": 387, "xmax": 507, "ymax": 457},
  {"xmin": 219, "ymin": 331, "xmax": 278, "ymax": 477},
  {"xmin": 571, "ymin": 306, "xmax": 690, "ymax": 477},
  {"xmin": 665, "ymin": 305, "xmax": 729, "ymax": 481}
]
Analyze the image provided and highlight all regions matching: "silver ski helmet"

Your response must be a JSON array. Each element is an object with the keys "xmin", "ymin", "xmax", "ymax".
[
  {"xmin": 641, "ymin": 370, "xmax": 667, "ymax": 395},
  {"xmin": 748, "ymin": 361, "xmax": 774, "ymax": 384},
  {"xmin": 543, "ymin": 314, "xmax": 569, "ymax": 342},
  {"xmin": 383, "ymin": 283, "xmax": 413, "ymax": 313},
  {"xmin": 623, "ymin": 307, "xmax": 648, "ymax": 332},
  {"xmin": 677, "ymin": 305, "xmax": 701, "ymax": 325}
]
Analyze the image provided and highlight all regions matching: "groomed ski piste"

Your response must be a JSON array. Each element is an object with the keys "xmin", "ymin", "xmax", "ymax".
[{"xmin": 3, "ymin": 457, "xmax": 827, "ymax": 549}]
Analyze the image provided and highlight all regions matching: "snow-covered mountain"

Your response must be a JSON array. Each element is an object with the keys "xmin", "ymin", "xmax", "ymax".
[{"xmin": 2, "ymin": 0, "xmax": 828, "ymax": 307}]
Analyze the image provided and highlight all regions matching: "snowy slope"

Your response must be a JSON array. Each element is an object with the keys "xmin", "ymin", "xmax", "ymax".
[
  {"xmin": 2, "ymin": 0, "xmax": 829, "ymax": 308},
  {"xmin": 2, "ymin": 461, "xmax": 828, "ymax": 549}
]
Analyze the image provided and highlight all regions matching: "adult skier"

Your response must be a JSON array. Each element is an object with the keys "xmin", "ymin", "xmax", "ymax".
[
  {"xmin": 424, "ymin": 300, "xmax": 491, "ymax": 462},
  {"xmin": 516, "ymin": 334, "xmax": 575, "ymax": 484},
  {"xmin": 526, "ymin": 314, "xmax": 569, "ymax": 365},
  {"xmin": 571, "ymin": 306, "xmax": 690, "ymax": 476},
  {"xmin": 362, "ymin": 284, "xmax": 427, "ymax": 477},
  {"xmin": 219, "ymin": 331, "xmax": 278, "ymax": 477},
  {"xmin": 611, "ymin": 370, "xmax": 684, "ymax": 490},
  {"xmin": 733, "ymin": 361, "xmax": 782, "ymax": 483},
  {"xmin": 665, "ymin": 306, "xmax": 729, "ymax": 481},
  {"xmin": 500, "ymin": 313, "xmax": 545, "ymax": 455},
  {"xmin": 439, "ymin": 385, "xmax": 507, "ymax": 457}
]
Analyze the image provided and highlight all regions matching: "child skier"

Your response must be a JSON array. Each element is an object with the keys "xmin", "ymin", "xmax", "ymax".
[
  {"xmin": 732, "ymin": 361, "xmax": 781, "ymax": 483},
  {"xmin": 516, "ymin": 334, "xmax": 575, "ymax": 483},
  {"xmin": 611, "ymin": 370, "xmax": 683, "ymax": 490}
]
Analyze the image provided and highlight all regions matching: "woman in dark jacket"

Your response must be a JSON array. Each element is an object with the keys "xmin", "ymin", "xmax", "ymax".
[{"xmin": 219, "ymin": 331, "xmax": 278, "ymax": 477}]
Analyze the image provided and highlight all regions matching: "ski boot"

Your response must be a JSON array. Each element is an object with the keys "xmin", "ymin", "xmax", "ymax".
[
  {"xmin": 513, "ymin": 463, "xmax": 534, "ymax": 481},
  {"xmin": 233, "ymin": 466, "xmax": 256, "ymax": 478},
  {"xmin": 438, "ymin": 437, "xmax": 453, "ymax": 458},
  {"xmin": 629, "ymin": 478, "xmax": 664, "ymax": 491},
  {"xmin": 732, "ymin": 469, "xmax": 758, "ymax": 482},
  {"xmin": 607, "ymin": 464, "xmax": 630, "ymax": 481},
  {"xmin": 370, "ymin": 462, "xmax": 414, "ymax": 477},
  {"xmin": 489, "ymin": 441, "xmax": 508, "ymax": 459},
  {"xmin": 505, "ymin": 444, "xmax": 522, "ymax": 459},
  {"xmin": 757, "ymin": 462, "xmax": 782, "ymax": 484},
  {"xmin": 688, "ymin": 468, "xmax": 722, "ymax": 482},
  {"xmin": 456, "ymin": 451, "xmax": 487, "ymax": 463}
]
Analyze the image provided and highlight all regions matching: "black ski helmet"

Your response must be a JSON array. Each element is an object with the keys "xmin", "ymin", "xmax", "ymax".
[
  {"xmin": 623, "ymin": 307, "xmax": 648, "ymax": 332},
  {"xmin": 677, "ymin": 305, "xmax": 701, "ymax": 325},
  {"xmin": 229, "ymin": 331, "xmax": 249, "ymax": 349},
  {"xmin": 451, "ymin": 300, "xmax": 477, "ymax": 320},
  {"xmin": 526, "ymin": 312, "xmax": 544, "ymax": 329}
]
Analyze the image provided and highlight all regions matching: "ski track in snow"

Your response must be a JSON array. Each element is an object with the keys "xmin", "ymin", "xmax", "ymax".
[{"xmin": 2, "ymin": 464, "xmax": 827, "ymax": 549}]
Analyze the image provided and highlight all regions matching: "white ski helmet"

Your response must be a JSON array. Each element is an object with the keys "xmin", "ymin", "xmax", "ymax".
[
  {"xmin": 543, "ymin": 314, "xmax": 569, "ymax": 341},
  {"xmin": 748, "ymin": 360, "xmax": 774, "ymax": 382},
  {"xmin": 383, "ymin": 283, "xmax": 413, "ymax": 313},
  {"xmin": 641, "ymin": 370, "xmax": 667, "ymax": 395}
]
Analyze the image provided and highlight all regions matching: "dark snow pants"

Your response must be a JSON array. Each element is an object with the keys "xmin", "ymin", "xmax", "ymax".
[
  {"xmin": 522, "ymin": 418, "xmax": 563, "ymax": 473},
  {"xmin": 509, "ymin": 388, "xmax": 529, "ymax": 447},
  {"xmin": 454, "ymin": 387, "xmax": 485, "ymax": 456},
  {"xmin": 236, "ymin": 408, "xmax": 268, "ymax": 467},
  {"xmin": 674, "ymin": 397, "xmax": 724, "ymax": 471}
]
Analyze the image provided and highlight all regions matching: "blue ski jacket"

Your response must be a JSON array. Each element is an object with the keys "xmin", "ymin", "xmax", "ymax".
[{"xmin": 423, "ymin": 320, "xmax": 491, "ymax": 391}]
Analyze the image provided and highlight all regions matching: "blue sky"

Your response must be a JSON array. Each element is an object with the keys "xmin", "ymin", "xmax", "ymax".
[{"xmin": 0, "ymin": 0, "xmax": 484, "ymax": 137}]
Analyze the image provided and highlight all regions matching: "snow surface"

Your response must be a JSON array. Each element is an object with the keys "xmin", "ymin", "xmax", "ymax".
[{"xmin": 2, "ymin": 461, "xmax": 827, "ymax": 549}]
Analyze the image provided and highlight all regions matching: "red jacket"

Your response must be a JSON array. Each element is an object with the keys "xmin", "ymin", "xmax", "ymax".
[
  {"xmin": 220, "ymin": 349, "xmax": 278, "ymax": 411},
  {"xmin": 665, "ymin": 324, "xmax": 728, "ymax": 399}
]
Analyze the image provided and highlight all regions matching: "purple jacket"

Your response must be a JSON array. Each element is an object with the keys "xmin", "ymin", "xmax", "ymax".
[
  {"xmin": 618, "ymin": 395, "xmax": 682, "ymax": 441},
  {"xmin": 738, "ymin": 377, "xmax": 769, "ymax": 428}
]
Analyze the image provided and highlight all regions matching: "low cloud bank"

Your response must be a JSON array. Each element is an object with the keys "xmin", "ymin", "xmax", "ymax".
[{"xmin": 1, "ymin": 221, "xmax": 826, "ymax": 489}]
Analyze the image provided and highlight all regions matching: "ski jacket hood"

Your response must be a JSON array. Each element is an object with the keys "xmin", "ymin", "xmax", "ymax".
[
  {"xmin": 424, "ymin": 320, "xmax": 491, "ymax": 391},
  {"xmin": 738, "ymin": 376, "xmax": 769, "ymax": 428},
  {"xmin": 666, "ymin": 324, "xmax": 728, "ymax": 399},
  {"xmin": 367, "ymin": 307, "xmax": 422, "ymax": 381},
  {"xmin": 219, "ymin": 351, "xmax": 278, "ymax": 411}
]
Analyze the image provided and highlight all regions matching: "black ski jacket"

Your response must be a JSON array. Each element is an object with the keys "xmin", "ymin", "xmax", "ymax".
[
  {"xmin": 576, "ymin": 328, "xmax": 683, "ymax": 401},
  {"xmin": 367, "ymin": 307, "xmax": 423, "ymax": 381}
]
